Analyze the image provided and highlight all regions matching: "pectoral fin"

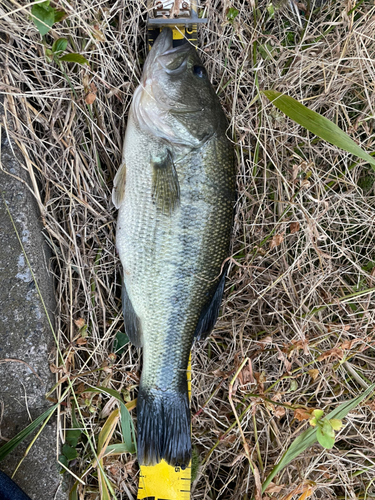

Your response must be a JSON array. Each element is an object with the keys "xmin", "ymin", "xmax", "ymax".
[
  {"xmin": 122, "ymin": 278, "xmax": 143, "ymax": 347},
  {"xmin": 194, "ymin": 264, "xmax": 228, "ymax": 341},
  {"xmin": 112, "ymin": 161, "xmax": 126, "ymax": 209},
  {"xmin": 151, "ymin": 150, "xmax": 180, "ymax": 215}
]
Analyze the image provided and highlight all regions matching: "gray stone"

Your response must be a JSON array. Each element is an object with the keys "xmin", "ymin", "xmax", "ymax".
[{"xmin": 0, "ymin": 96, "xmax": 67, "ymax": 500}]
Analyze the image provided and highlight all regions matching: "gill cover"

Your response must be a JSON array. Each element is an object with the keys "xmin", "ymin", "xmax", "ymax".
[{"xmin": 132, "ymin": 28, "xmax": 220, "ymax": 148}]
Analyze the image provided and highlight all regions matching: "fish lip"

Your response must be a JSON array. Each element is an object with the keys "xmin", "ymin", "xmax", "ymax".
[
  {"xmin": 152, "ymin": 27, "xmax": 174, "ymax": 55},
  {"xmin": 159, "ymin": 40, "xmax": 193, "ymax": 58},
  {"xmin": 143, "ymin": 28, "xmax": 173, "ymax": 79},
  {"xmin": 143, "ymin": 29, "xmax": 194, "ymax": 80}
]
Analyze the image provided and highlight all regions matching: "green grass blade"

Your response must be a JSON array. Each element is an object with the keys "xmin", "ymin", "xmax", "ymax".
[
  {"xmin": 262, "ymin": 383, "xmax": 375, "ymax": 492},
  {"xmin": 119, "ymin": 401, "xmax": 136, "ymax": 454},
  {"xmin": 102, "ymin": 443, "xmax": 131, "ymax": 457},
  {"xmin": 69, "ymin": 481, "xmax": 78, "ymax": 500},
  {"xmin": 86, "ymin": 386, "xmax": 136, "ymax": 453},
  {"xmin": 0, "ymin": 404, "xmax": 58, "ymax": 461},
  {"xmin": 262, "ymin": 90, "xmax": 375, "ymax": 169}
]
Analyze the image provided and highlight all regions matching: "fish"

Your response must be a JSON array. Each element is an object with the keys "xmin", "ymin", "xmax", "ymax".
[{"xmin": 112, "ymin": 28, "xmax": 235, "ymax": 467}]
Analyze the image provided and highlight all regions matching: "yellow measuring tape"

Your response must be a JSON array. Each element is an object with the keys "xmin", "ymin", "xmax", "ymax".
[{"xmin": 137, "ymin": 357, "xmax": 192, "ymax": 500}]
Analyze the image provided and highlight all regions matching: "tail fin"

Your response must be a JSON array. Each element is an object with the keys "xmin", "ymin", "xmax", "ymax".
[{"xmin": 136, "ymin": 385, "xmax": 191, "ymax": 467}]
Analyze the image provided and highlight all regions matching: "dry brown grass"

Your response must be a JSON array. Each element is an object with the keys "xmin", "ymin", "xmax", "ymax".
[{"xmin": 1, "ymin": 0, "xmax": 375, "ymax": 498}]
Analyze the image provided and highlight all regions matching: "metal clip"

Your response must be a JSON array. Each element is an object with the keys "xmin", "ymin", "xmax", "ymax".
[{"xmin": 147, "ymin": 1, "xmax": 207, "ymax": 48}]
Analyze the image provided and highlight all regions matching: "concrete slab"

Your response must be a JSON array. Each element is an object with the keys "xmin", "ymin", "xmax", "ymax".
[{"xmin": 0, "ymin": 96, "xmax": 66, "ymax": 500}]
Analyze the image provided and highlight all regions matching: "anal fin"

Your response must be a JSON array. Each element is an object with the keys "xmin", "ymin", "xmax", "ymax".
[
  {"xmin": 194, "ymin": 264, "xmax": 228, "ymax": 341},
  {"xmin": 122, "ymin": 278, "xmax": 143, "ymax": 347}
]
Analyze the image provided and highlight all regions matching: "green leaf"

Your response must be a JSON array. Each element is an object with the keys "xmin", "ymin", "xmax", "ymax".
[
  {"xmin": 66, "ymin": 429, "xmax": 81, "ymax": 447},
  {"xmin": 31, "ymin": 3, "xmax": 55, "ymax": 36},
  {"xmin": 322, "ymin": 419, "xmax": 335, "ymax": 437},
  {"xmin": 45, "ymin": 47, "xmax": 53, "ymax": 62},
  {"xmin": 289, "ymin": 379, "xmax": 298, "ymax": 392},
  {"xmin": 262, "ymin": 90, "xmax": 375, "ymax": 169},
  {"xmin": 262, "ymin": 383, "xmax": 375, "ymax": 492},
  {"xmin": 0, "ymin": 404, "xmax": 58, "ymax": 461},
  {"xmin": 59, "ymin": 454, "xmax": 69, "ymax": 472},
  {"xmin": 312, "ymin": 409, "xmax": 324, "ymax": 419},
  {"xmin": 309, "ymin": 417, "xmax": 318, "ymax": 427},
  {"xmin": 70, "ymin": 400, "xmax": 82, "ymax": 430},
  {"xmin": 52, "ymin": 37, "xmax": 68, "ymax": 54},
  {"xmin": 62, "ymin": 443, "xmax": 78, "ymax": 461},
  {"xmin": 85, "ymin": 386, "xmax": 136, "ymax": 454},
  {"xmin": 330, "ymin": 418, "xmax": 343, "ymax": 431},
  {"xmin": 267, "ymin": 4, "xmax": 275, "ymax": 17},
  {"xmin": 54, "ymin": 10, "xmax": 66, "ymax": 23},
  {"xmin": 317, "ymin": 424, "xmax": 335, "ymax": 449},
  {"xmin": 58, "ymin": 53, "xmax": 89, "ymax": 65},
  {"xmin": 120, "ymin": 400, "xmax": 136, "ymax": 454},
  {"xmin": 113, "ymin": 331, "xmax": 129, "ymax": 355},
  {"xmin": 227, "ymin": 7, "xmax": 239, "ymax": 22}
]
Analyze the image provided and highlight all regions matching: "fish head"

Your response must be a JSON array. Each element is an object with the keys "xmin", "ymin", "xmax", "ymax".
[{"xmin": 133, "ymin": 28, "xmax": 226, "ymax": 148}]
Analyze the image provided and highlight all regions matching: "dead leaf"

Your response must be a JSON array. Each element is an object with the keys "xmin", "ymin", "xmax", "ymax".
[
  {"xmin": 272, "ymin": 392, "xmax": 282, "ymax": 402},
  {"xmin": 108, "ymin": 353, "xmax": 117, "ymax": 364},
  {"xmin": 260, "ymin": 336, "xmax": 273, "ymax": 348},
  {"xmin": 85, "ymin": 82, "xmax": 97, "ymax": 105},
  {"xmin": 295, "ymin": 2, "xmax": 307, "ymax": 14},
  {"xmin": 274, "ymin": 405, "xmax": 286, "ymax": 418},
  {"xmin": 294, "ymin": 408, "xmax": 312, "ymax": 421},
  {"xmin": 270, "ymin": 233, "xmax": 284, "ymax": 250},
  {"xmin": 75, "ymin": 337, "xmax": 87, "ymax": 345},
  {"xmin": 308, "ymin": 368, "xmax": 319, "ymax": 381},
  {"xmin": 238, "ymin": 359, "xmax": 255, "ymax": 385},
  {"xmin": 74, "ymin": 317, "xmax": 85, "ymax": 329},
  {"xmin": 254, "ymin": 371, "xmax": 267, "ymax": 392},
  {"xmin": 340, "ymin": 338, "xmax": 362, "ymax": 350},
  {"xmin": 317, "ymin": 347, "xmax": 343, "ymax": 362},
  {"xmin": 253, "ymin": 462, "xmax": 263, "ymax": 500},
  {"xmin": 76, "ymin": 382, "xmax": 86, "ymax": 394},
  {"xmin": 290, "ymin": 222, "xmax": 300, "ymax": 234},
  {"xmin": 82, "ymin": 74, "xmax": 89, "ymax": 89},
  {"xmin": 281, "ymin": 481, "xmax": 315, "ymax": 500},
  {"xmin": 288, "ymin": 338, "xmax": 309, "ymax": 358},
  {"xmin": 292, "ymin": 162, "xmax": 305, "ymax": 182},
  {"xmin": 85, "ymin": 92, "xmax": 96, "ymax": 105},
  {"xmin": 277, "ymin": 347, "xmax": 292, "ymax": 373},
  {"xmin": 92, "ymin": 24, "xmax": 105, "ymax": 42},
  {"xmin": 265, "ymin": 482, "xmax": 285, "ymax": 494},
  {"xmin": 298, "ymin": 486, "xmax": 315, "ymax": 500}
]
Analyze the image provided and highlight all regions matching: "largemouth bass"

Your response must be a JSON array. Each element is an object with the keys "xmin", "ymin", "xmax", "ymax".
[{"xmin": 113, "ymin": 28, "xmax": 235, "ymax": 467}]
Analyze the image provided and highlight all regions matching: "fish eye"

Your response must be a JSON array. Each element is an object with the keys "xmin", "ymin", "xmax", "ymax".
[{"xmin": 193, "ymin": 65, "xmax": 206, "ymax": 78}]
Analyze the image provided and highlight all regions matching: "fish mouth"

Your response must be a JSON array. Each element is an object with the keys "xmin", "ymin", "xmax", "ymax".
[
  {"xmin": 143, "ymin": 28, "xmax": 192, "ymax": 80},
  {"xmin": 133, "ymin": 29, "xmax": 202, "ymax": 146}
]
